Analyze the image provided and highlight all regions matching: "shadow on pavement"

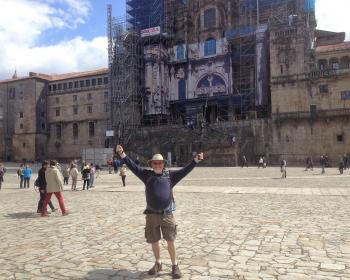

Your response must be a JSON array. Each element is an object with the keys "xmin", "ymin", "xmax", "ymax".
[
  {"xmin": 4, "ymin": 212, "xmax": 38, "ymax": 219},
  {"xmin": 84, "ymin": 269, "xmax": 170, "ymax": 279}
]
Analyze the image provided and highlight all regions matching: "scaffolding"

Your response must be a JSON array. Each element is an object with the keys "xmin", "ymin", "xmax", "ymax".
[
  {"xmin": 107, "ymin": 5, "xmax": 142, "ymax": 146},
  {"xmin": 108, "ymin": 0, "xmax": 314, "ymax": 135}
]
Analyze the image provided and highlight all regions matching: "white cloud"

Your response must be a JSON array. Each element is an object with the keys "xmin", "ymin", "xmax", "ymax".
[
  {"xmin": 316, "ymin": 0, "xmax": 350, "ymax": 40},
  {"xmin": 0, "ymin": 0, "xmax": 107, "ymax": 80}
]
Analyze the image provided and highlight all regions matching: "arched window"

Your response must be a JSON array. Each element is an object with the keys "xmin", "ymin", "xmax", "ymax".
[
  {"xmin": 177, "ymin": 45, "xmax": 185, "ymax": 60},
  {"xmin": 204, "ymin": 8, "xmax": 216, "ymax": 28},
  {"xmin": 178, "ymin": 79, "xmax": 186, "ymax": 100},
  {"xmin": 204, "ymin": 38, "xmax": 216, "ymax": 56}
]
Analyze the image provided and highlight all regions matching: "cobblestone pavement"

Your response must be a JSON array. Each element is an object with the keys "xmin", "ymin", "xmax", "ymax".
[{"xmin": 1, "ymin": 165, "xmax": 350, "ymax": 279}]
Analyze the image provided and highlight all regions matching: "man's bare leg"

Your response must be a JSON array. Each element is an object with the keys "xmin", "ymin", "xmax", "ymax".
[
  {"xmin": 167, "ymin": 240, "xmax": 177, "ymax": 265},
  {"xmin": 152, "ymin": 241, "xmax": 161, "ymax": 263}
]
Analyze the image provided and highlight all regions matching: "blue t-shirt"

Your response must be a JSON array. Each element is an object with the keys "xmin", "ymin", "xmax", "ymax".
[{"xmin": 23, "ymin": 167, "xmax": 32, "ymax": 179}]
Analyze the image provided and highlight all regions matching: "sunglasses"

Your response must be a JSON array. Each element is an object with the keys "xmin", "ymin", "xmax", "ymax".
[{"xmin": 152, "ymin": 161, "xmax": 164, "ymax": 166}]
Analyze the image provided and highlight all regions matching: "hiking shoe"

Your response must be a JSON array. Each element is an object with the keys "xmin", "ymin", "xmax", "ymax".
[
  {"xmin": 172, "ymin": 264, "xmax": 182, "ymax": 279},
  {"xmin": 148, "ymin": 262, "xmax": 162, "ymax": 275}
]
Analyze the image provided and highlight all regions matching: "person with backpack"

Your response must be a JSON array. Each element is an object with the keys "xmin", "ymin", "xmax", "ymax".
[
  {"xmin": 81, "ymin": 164, "xmax": 90, "ymax": 190},
  {"xmin": 115, "ymin": 145, "xmax": 203, "ymax": 279},
  {"xmin": 17, "ymin": 164, "xmax": 24, "ymax": 189},
  {"xmin": 23, "ymin": 164, "xmax": 32, "ymax": 188},
  {"xmin": 0, "ymin": 164, "xmax": 6, "ymax": 190},
  {"xmin": 41, "ymin": 160, "xmax": 69, "ymax": 217},
  {"xmin": 36, "ymin": 161, "xmax": 57, "ymax": 213}
]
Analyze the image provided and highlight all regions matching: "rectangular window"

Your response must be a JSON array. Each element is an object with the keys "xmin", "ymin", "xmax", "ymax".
[
  {"xmin": 74, "ymin": 81, "xmax": 79, "ymax": 88},
  {"xmin": 88, "ymin": 122, "xmax": 95, "ymax": 137},
  {"xmin": 56, "ymin": 124, "xmax": 62, "ymax": 139},
  {"xmin": 41, "ymin": 112, "xmax": 45, "ymax": 117},
  {"xmin": 73, "ymin": 123, "xmax": 78, "ymax": 138},
  {"xmin": 204, "ymin": 8, "xmax": 216, "ymax": 28},
  {"xmin": 41, "ymin": 123, "xmax": 46, "ymax": 130},
  {"xmin": 87, "ymin": 105, "xmax": 93, "ymax": 113},
  {"xmin": 56, "ymin": 108, "xmax": 60, "ymax": 116},
  {"xmin": 337, "ymin": 134, "xmax": 344, "ymax": 142},
  {"xmin": 86, "ymin": 79, "xmax": 90, "ymax": 87},
  {"xmin": 53, "ymin": 84, "xmax": 57, "ymax": 91},
  {"xmin": 68, "ymin": 82, "xmax": 73, "ymax": 89},
  {"xmin": 48, "ymin": 85, "xmax": 52, "ymax": 92},
  {"xmin": 9, "ymin": 88, "xmax": 16, "ymax": 99},
  {"xmin": 104, "ymin": 91, "xmax": 108, "ymax": 99},
  {"xmin": 56, "ymin": 97, "xmax": 59, "ymax": 103},
  {"xmin": 58, "ymin": 84, "xmax": 62, "ymax": 90},
  {"xmin": 19, "ymin": 112, "xmax": 23, "ymax": 118},
  {"xmin": 319, "ymin": 84, "xmax": 329, "ymax": 93},
  {"xmin": 104, "ymin": 103, "xmax": 109, "ymax": 112},
  {"xmin": 20, "ymin": 123, "xmax": 24, "ymax": 129},
  {"xmin": 87, "ymin": 93, "xmax": 92, "ymax": 100},
  {"xmin": 92, "ymin": 79, "xmax": 96, "ymax": 86},
  {"xmin": 73, "ymin": 106, "xmax": 78, "ymax": 115},
  {"xmin": 63, "ymin": 83, "xmax": 67, "ymax": 90},
  {"xmin": 80, "ymin": 80, "xmax": 85, "ymax": 87},
  {"xmin": 0, "ymin": 106, "xmax": 4, "ymax": 120},
  {"xmin": 341, "ymin": 90, "xmax": 350, "ymax": 100},
  {"xmin": 73, "ymin": 95, "xmax": 77, "ymax": 101},
  {"xmin": 97, "ymin": 78, "xmax": 103, "ymax": 85},
  {"xmin": 104, "ymin": 77, "xmax": 108, "ymax": 84}
]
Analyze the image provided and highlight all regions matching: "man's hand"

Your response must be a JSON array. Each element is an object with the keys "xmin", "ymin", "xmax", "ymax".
[
  {"xmin": 115, "ymin": 145, "xmax": 124, "ymax": 155},
  {"xmin": 195, "ymin": 152, "xmax": 204, "ymax": 162}
]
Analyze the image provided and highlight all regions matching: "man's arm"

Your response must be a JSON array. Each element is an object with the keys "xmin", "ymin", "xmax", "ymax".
[
  {"xmin": 116, "ymin": 145, "xmax": 148, "ymax": 183},
  {"xmin": 170, "ymin": 152, "xmax": 203, "ymax": 187}
]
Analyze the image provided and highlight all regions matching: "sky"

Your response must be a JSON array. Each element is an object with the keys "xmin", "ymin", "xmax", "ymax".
[{"xmin": 0, "ymin": 0, "xmax": 349, "ymax": 80}]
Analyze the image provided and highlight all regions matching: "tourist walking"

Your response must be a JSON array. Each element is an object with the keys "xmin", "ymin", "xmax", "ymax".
[
  {"xmin": 23, "ymin": 164, "xmax": 32, "ymax": 188},
  {"xmin": 41, "ymin": 160, "xmax": 68, "ymax": 217},
  {"xmin": 258, "ymin": 157, "xmax": 263, "ymax": 168},
  {"xmin": 320, "ymin": 155, "xmax": 326, "ymax": 174},
  {"xmin": 0, "ymin": 163, "xmax": 6, "ymax": 190},
  {"xmin": 305, "ymin": 156, "xmax": 314, "ymax": 171},
  {"xmin": 81, "ymin": 164, "xmax": 90, "ymax": 190},
  {"xmin": 280, "ymin": 159, "xmax": 287, "ymax": 179},
  {"xmin": 241, "ymin": 155, "xmax": 248, "ymax": 168},
  {"xmin": 70, "ymin": 164, "xmax": 79, "ymax": 191},
  {"xmin": 339, "ymin": 157, "xmax": 345, "ymax": 175},
  {"xmin": 62, "ymin": 165, "xmax": 70, "ymax": 185},
  {"xmin": 17, "ymin": 164, "xmax": 24, "ymax": 189},
  {"xmin": 116, "ymin": 145, "xmax": 204, "ymax": 279},
  {"xmin": 89, "ymin": 164, "xmax": 96, "ymax": 188},
  {"xmin": 119, "ymin": 164, "xmax": 127, "ymax": 186},
  {"xmin": 36, "ymin": 161, "xmax": 57, "ymax": 213},
  {"xmin": 343, "ymin": 153, "xmax": 349, "ymax": 170},
  {"xmin": 95, "ymin": 163, "xmax": 102, "ymax": 179}
]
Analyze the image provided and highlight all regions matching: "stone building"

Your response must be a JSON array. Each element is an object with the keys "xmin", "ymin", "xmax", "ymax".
[
  {"xmin": 2, "ymin": 0, "xmax": 350, "ymax": 165},
  {"xmin": 0, "ymin": 72, "xmax": 49, "ymax": 161},
  {"xmin": 46, "ymin": 69, "xmax": 110, "ymax": 160},
  {"xmin": 0, "ymin": 69, "xmax": 110, "ymax": 162},
  {"xmin": 271, "ymin": 28, "xmax": 350, "ymax": 163}
]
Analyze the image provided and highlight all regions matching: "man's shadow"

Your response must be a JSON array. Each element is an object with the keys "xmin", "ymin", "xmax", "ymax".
[
  {"xmin": 4, "ymin": 212, "xmax": 38, "ymax": 219},
  {"xmin": 84, "ymin": 269, "xmax": 171, "ymax": 279}
]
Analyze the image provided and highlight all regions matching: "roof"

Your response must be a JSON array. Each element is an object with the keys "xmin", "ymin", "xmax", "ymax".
[
  {"xmin": 0, "ymin": 68, "xmax": 109, "ymax": 84},
  {"xmin": 316, "ymin": 41, "xmax": 350, "ymax": 53},
  {"xmin": 49, "ymin": 68, "xmax": 109, "ymax": 81}
]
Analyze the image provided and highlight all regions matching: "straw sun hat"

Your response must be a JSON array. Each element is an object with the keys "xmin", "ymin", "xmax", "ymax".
[{"xmin": 147, "ymin": 154, "xmax": 167, "ymax": 166}]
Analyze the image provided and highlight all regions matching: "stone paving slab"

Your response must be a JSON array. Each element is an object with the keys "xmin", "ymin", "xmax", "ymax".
[{"xmin": 1, "ymin": 167, "xmax": 350, "ymax": 279}]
